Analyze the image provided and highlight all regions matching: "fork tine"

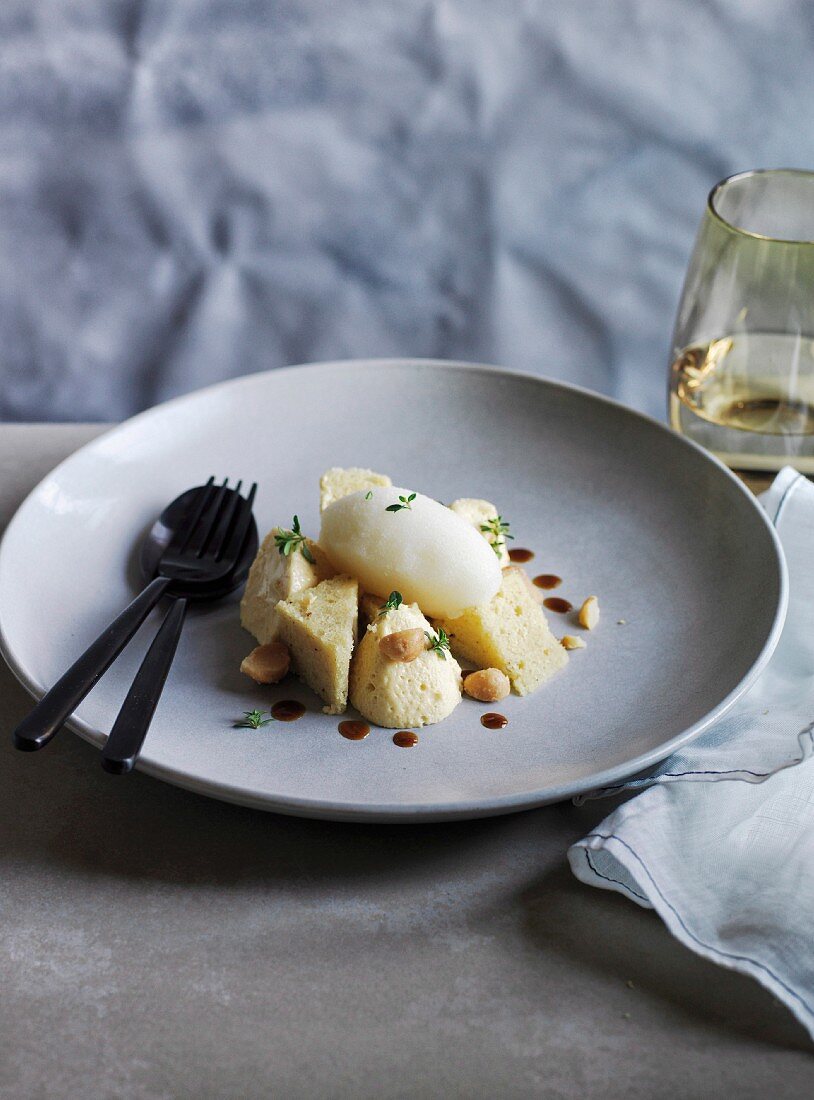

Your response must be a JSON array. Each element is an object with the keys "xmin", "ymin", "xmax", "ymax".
[
  {"xmin": 218, "ymin": 482, "xmax": 257, "ymax": 565},
  {"xmin": 164, "ymin": 477, "xmax": 215, "ymax": 555},
  {"xmin": 204, "ymin": 479, "xmax": 243, "ymax": 561},
  {"xmin": 187, "ymin": 478, "xmax": 231, "ymax": 558}
]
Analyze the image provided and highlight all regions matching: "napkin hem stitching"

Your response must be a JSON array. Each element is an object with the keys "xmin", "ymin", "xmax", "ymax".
[
  {"xmin": 586, "ymin": 831, "xmax": 814, "ymax": 1020},
  {"xmin": 582, "ymin": 766, "xmax": 779, "ymax": 798},
  {"xmin": 577, "ymin": 725, "xmax": 814, "ymax": 800},
  {"xmin": 583, "ymin": 847, "xmax": 648, "ymax": 902}
]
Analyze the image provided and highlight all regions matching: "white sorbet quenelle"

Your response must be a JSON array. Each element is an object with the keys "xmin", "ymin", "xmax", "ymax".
[{"xmin": 319, "ymin": 487, "xmax": 502, "ymax": 618}]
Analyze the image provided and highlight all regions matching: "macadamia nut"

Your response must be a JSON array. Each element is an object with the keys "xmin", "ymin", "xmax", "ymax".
[
  {"xmin": 463, "ymin": 668, "xmax": 511, "ymax": 703},
  {"xmin": 378, "ymin": 628, "xmax": 426, "ymax": 663},
  {"xmin": 240, "ymin": 641, "xmax": 291, "ymax": 684},
  {"xmin": 578, "ymin": 596, "xmax": 600, "ymax": 630}
]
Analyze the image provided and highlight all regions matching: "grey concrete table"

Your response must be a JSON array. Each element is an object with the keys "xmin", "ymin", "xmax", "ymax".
[{"xmin": 1, "ymin": 425, "xmax": 811, "ymax": 1100}]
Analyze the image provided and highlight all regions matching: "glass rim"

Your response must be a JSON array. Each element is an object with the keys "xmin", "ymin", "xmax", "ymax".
[{"xmin": 707, "ymin": 168, "xmax": 814, "ymax": 245}]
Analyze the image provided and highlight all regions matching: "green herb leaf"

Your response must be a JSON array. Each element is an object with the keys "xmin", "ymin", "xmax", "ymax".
[
  {"xmin": 234, "ymin": 709, "xmax": 274, "ymax": 729},
  {"xmin": 424, "ymin": 627, "xmax": 451, "ymax": 660},
  {"xmin": 385, "ymin": 492, "xmax": 416, "ymax": 513},
  {"xmin": 365, "ymin": 490, "xmax": 373, "ymax": 500},
  {"xmin": 480, "ymin": 514, "xmax": 514, "ymax": 556},
  {"xmin": 378, "ymin": 591, "xmax": 403, "ymax": 616},
  {"xmin": 274, "ymin": 516, "xmax": 315, "ymax": 563}
]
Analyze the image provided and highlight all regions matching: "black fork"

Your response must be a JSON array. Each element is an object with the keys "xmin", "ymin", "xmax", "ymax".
[{"xmin": 13, "ymin": 478, "xmax": 257, "ymax": 754}]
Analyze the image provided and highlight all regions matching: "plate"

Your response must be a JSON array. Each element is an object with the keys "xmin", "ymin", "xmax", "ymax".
[{"xmin": 0, "ymin": 361, "xmax": 787, "ymax": 822}]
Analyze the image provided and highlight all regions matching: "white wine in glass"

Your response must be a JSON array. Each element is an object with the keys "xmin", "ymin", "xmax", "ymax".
[{"xmin": 669, "ymin": 170, "xmax": 814, "ymax": 473}]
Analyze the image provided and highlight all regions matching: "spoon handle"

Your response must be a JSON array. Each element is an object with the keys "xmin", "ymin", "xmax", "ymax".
[
  {"xmin": 100, "ymin": 596, "xmax": 188, "ymax": 775},
  {"xmin": 12, "ymin": 576, "xmax": 172, "ymax": 752}
]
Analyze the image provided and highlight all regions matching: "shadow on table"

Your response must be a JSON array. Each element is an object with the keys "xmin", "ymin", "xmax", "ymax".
[
  {"xmin": 4, "ymin": 667, "xmax": 811, "ymax": 1056},
  {"xmin": 1, "ymin": 677, "xmax": 575, "ymax": 888},
  {"xmin": 517, "ymin": 861, "xmax": 813, "ymax": 1053}
]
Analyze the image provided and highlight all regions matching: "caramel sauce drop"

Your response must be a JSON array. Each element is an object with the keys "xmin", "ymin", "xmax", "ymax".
[
  {"xmin": 271, "ymin": 700, "xmax": 306, "ymax": 722},
  {"xmin": 543, "ymin": 597, "xmax": 572, "ymax": 613},
  {"xmin": 533, "ymin": 574, "xmax": 562, "ymax": 590},
  {"xmin": 481, "ymin": 713, "xmax": 508, "ymax": 730},
  {"xmin": 508, "ymin": 548, "xmax": 535, "ymax": 563},
  {"xmin": 393, "ymin": 730, "xmax": 419, "ymax": 748},
  {"xmin": 339, "ymin": 720, "xmax": 370, "ymax": 741}
]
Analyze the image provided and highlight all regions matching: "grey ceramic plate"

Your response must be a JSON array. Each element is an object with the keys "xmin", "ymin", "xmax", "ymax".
[{"xmin": 0, "ymin": 360, "xmax": 787, "ymax": 821}]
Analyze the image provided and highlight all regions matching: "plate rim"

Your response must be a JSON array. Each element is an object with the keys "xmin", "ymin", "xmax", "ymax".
[{"xmin": 0, "ymin": 358, "xmax": 789, "ymax": 821}]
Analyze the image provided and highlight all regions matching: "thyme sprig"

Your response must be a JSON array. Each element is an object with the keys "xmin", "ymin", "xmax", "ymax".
[
  {"xmin": 424, "ymin": 627, "xmax": 451, "ymax": 660},
  {"xmin": 386, "ymin": 493, "xmax": 416, "ymax": 513},
  {"xmin": 378, "ymin": 591, "xmax": 403, "ymax": 616},
  {"xmin": 274, "ymin": 515, "xmax": 315, "ymax": 564},
  {"xmin": 480, "ymin": 514, "xmax": 514, "ymax": 557},
  {"xmin": 234, "ymin": 709, "xmax": 274, "ymax": 729}
]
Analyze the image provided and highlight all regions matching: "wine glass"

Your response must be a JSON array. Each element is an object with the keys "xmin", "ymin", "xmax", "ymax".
[{"xmin": 669, "ymin": 168, "xmax": 814, "ymax": 473}]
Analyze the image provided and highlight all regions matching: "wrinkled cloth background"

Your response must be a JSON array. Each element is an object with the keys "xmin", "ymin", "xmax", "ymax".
[{"xmin": 2, "ymin": 0, "xmax": 813, "ymax": 422}]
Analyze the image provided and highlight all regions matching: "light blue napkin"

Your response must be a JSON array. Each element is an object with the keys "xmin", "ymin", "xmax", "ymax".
[{"xmin": 570, "ymin": 467, "xmax": 814, "ymax": 1041}]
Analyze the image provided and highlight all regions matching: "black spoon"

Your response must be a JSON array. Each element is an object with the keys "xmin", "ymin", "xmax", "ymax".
[
  {"xmin": 138, "ymin": 484, "xmax": 259, "ymax": 601},
  {"xmin": 99, "ymin": 484, "xmax": 260, "ymax": 774},
  {"xmin": 12, "ymin": 480, "xmax": 258, "ymax": 755}
]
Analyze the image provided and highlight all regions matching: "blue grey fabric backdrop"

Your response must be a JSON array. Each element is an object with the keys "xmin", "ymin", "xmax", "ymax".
[{"xmin": 2, "ymin": 1, "xmax": 812, "ymax": 422}]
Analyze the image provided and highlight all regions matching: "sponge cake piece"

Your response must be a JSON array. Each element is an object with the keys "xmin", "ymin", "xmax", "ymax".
[
  {"xmin": 319, "ymin": 467, "xmax": 391, "ymax": 512},
  {"xmin": 435, "ymin": 566, "xmax": 567, "ymax": 695},
  {"xmin": 275, "ymin": 575, "xmax": 359, "ymax": 714},
  {"xmin": 359, "ymin": 590, "xmax": 386, "ymax": 625},
  {"xmin": 240, "ymin": 527, "xmax": 334, "ymax": 644}
]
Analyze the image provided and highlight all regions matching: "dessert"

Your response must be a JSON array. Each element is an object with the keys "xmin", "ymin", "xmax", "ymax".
[
  {"xmin": 240, "ymin": 522, "xmax": 333, "ymax": 644},
  {"xmin": 239, "ymin": 466, "xmax": 595, "ymax": 733},
  {"xmin": 274, "ymin": 575, "xmax": 359, "ymax": 714},
  {"xmin": 359, "ymin": 590, "xmax": 387, "ymax": 626},
  {"xmin": 319, "ymin": 467, "xmax": 391, "ymax": 512},
  {"xmin": 448, "ymin": 498, "xmax": 511, "ymax": 566},
  {"xmin": 434, "ymin": 566, "xmax": 567, "ymax": 695},
  {"xmin": 349, "ymin": 601, "xmax": 462, "ymax": 728},
  {"xmin": 319, "ymin": 486, "xmax": 501, "ymax": 618}
]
